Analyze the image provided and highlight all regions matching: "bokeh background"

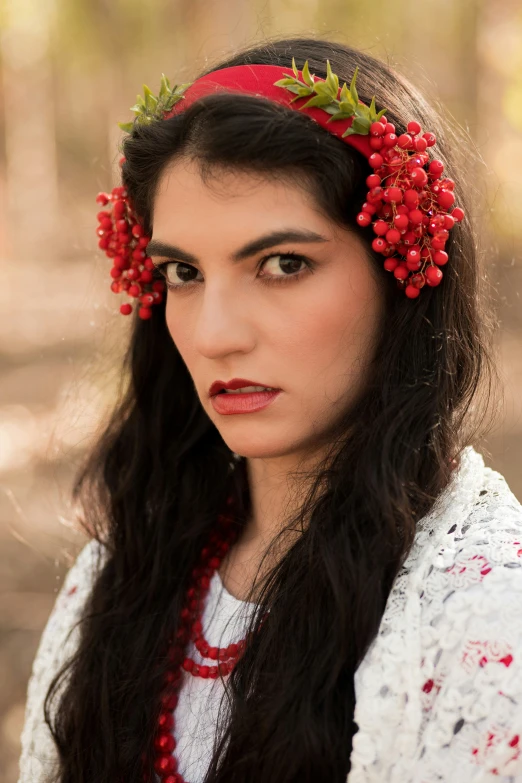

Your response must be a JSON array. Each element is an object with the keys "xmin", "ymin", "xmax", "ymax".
[{"xmin": 1, "ymin": 0, "xmax": 522, "ymax": 779}]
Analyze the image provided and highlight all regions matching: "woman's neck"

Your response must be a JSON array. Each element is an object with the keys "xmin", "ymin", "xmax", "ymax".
[{"xmin": 218, "ymin": 452, "xmax": 319, "ymax": 602}]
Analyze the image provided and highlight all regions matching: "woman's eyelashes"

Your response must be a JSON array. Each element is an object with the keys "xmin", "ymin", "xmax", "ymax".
[{"xmin": 152, "ymin": 251, "xmax": 314, "ymax": 291}]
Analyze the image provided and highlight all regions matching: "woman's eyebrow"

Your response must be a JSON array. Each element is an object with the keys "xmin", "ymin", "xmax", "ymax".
[{"xmin": 146, "ymin": 228, "xmax": 330, "ymax": 265}]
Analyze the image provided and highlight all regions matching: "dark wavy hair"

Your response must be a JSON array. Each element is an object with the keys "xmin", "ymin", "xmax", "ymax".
[{"xmin": 45, "ymin": 35, "xmax": 499, "ymax": 783}]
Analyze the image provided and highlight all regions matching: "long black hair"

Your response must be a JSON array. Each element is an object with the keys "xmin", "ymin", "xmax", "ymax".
[{"xmin": 45, "ymin": 35, "xmax": 499, "ymax": 783}]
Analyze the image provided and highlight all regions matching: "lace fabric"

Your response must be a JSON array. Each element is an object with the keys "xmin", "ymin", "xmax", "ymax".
[{"xmin": 17, "ymin": 446, "xmax": 522, "ymax": 782}]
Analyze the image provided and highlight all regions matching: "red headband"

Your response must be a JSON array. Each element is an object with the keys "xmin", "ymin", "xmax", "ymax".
[
  {"xmin": 164, "ymin": 64, "xmax": 374, "ymax": 159},
  {"xmin": 95, "ymin": 61, "xmax": 465, "ymax": 318}
]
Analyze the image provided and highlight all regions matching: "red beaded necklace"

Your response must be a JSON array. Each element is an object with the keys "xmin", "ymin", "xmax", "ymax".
[{"xmin": 150, "ymin": 504, "xmax": 265, "ymax": 783}]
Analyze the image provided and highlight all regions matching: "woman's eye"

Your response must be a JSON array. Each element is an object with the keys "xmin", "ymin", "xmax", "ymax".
[
  {"xmin": 156, "ymin": 252, "xmax": 311, "ymax": 291},
  {"xmin": 164, "ymin": 261, "xmax": 201, "ymax": 287}
]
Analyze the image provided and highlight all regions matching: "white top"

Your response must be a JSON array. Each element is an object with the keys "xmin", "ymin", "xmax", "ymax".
[
  {"xmin": 174, "ymin": 567, "xmax": 257, "ymax": 782},
  {"xmin": 18, "ymin": 446, "xmax": 522, "ymax": 782}
]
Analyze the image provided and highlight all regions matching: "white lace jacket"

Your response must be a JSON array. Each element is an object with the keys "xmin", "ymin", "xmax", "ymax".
[{"xmin": 18, "ymin": 446, "xmax": 522, "ymax": 783}]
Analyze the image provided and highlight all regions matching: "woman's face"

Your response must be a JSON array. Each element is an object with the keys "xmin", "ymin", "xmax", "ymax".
[{"xmin": 148, "ymin": 158, "xmax": 385, "ymax": 461}]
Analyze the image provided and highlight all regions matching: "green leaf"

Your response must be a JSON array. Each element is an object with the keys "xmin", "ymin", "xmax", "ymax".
[
  {"xmin": 325, "ymin": 60, "xmax": 339, "ymax": 96},
  {"xmin": 326, "ymin": 110, "xmax": 358, "ymax": 122},
  {"xmin": 143, "ymin": 85, "xmax": 158, "ymax": 112},
  {"xmin": 313, "ymin": 81, "xmax": 335, "ymax": 98},
  {"xmin": 356, "ymin": 103, "xmax": 371, "ymax": 120},
  {"xmin": 130, "ymin": 103, "xmax": 144, "ymax": 115},
  {"xmin": 339, "ymin": 82, "xmax": 353, "ymax": 104},
  {"xmin": 159, "ymin": 74, "xmax": 170, "ymax": 99},
  {"xmin": 338, "ymin": 100, "xmax": 356, "ymax": 116},
  {"xmin": 300, "ymin": 93, "xmax": 335, "ymax": 109},
  {"xmin": 291, "ymin": 57, "xmax": 299, "ymax": 78},
  {"xmin": 273, "ymin": 77, "xmax": 299, "ymax": 87},
  {"xmin": 173, "ymin": 82, "xmax": 193, "ymax": 97},
  {"xmin": 283, "ymin": 84, "xmax": 306, "ymax": 96},
  {"xmin": 118, "ymin": 121, "xmax": 134, "ymax": 133},
  {"xmin": 302, "ymin": 60, "xmax": 314, "ymax": 88},
  {"xmin": 376, "ymin": 107, "xmax": 388, "ymax": 121},
  {"xmin": 349, "ymin": 115, "xmax": 371, "ymax": 135},
  {"xmin": 349, "ymin": 66, "xmax": 359, "ymax": 105}
]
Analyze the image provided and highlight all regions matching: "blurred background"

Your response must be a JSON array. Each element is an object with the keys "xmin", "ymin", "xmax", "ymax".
[{"xmin": 1, "ymin": 0, "xmax": 521, "ymax": 779}]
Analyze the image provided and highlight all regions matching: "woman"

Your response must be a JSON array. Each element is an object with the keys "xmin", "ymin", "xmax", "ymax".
[{"xmin": 18, "ymin": 35, "xmax": 522, "ymax": 783}]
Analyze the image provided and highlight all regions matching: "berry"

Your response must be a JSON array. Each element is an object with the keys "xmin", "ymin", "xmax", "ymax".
[
  {"xmin": 383, "ymin": 133, "xmax": 397, "ymax": 147},
  {"xmin": 366, "ymin": 173, "xmax": 381, "ymax": 188},
  {"xmin": 357, "ymin": 212, "xmax": 372, "ymax": 227},
  {"xmin": 120, "ymin": 303, "xmax": 132, "ymax": 315},
  {"xmin": 370, "ymin": 121, "xmax": 386, "ymax": 136},
  {"xmin": 393, "ymin": 265, "xmax": 409, "ymax": 280},
  {"xmin": 372, "ymin": 237, "xmax": 387, "ymax": 253},
  {"xmin": 361, "ymin": 201, "xmax": 378, "ymax": 215},
  {"xmin": 394, "ymin": 213, "xmax": 409, "ymax": 230},
  {"xmin": 386, "ymin": 228, "xmax": 401, "ymax": 244},
  {"xmin": 405, "ymin": 284, "xmax": 421, "ymax": 298},
  {"xmin": 407, "ymin": 120, "xmax": 422, "ymax": 136},
  {"xmin": 431, "ymin": 236, "xmax": 447, "ymax": 251},
  {"xmin": 383, "ymin": 258, "xmax": 399, "ymax": 272},
  {"xmin": 384, "ymin": 122, "xmax": 396, "ymax": 134},
  {"xmin": 425, "ymin": 266, "xmax": 443, "ymax": 285},
  {"xmin": 139, "ymin": 306, "xmax": 153, "ymax": 320},
  {"xmin": 113, "ymin": 200, "xmax": 126, "ymax": 218},
  {"xmin": 429, "ymin": 160, "xmax": 444, "ymax": 178},
  {"xmin": 437, "ymin": 190, "xmax": 455, "ymax": 209},
  {"xmin": 443, "ymin": 215, "xmax": 455, "ymax": 230},
  {"xmin": 422, "ymin": 132, "xmax": 437, "ymax": 147},
  {"xmin": 451, "ymin": 207, "xmax": 465, "ymax": 222},
  {"xmin": 397, "ymin": 133, "xmax": 413, "ymax": 149},
  {"xmin": 408, "ymin": 209, "xmax": 424, "ymax": 225},
  {"xmin": 440, "ymin": 178, "xmax": 455, "ymax": 191},
  {"xmin": 403, "ymin": 190, "xmax": 420, "ymax": 208},
  {"xmin": 410, "ymin": 272, "xmax": 426, "ymax": 288},
  {"xmin": 110, "ymin": 267, "xmax": 121, "ymax": 279},
  {"xmin": 383, "ymin": 187, "xmax": 403, "ymax": 204},
  {"xmin": 414, "ymin": 137, "xmax": 428, "ymax": 152},
  {"xmin": 369, "ymin": 153, "xmax": 384, "ymax": 169},
  {"xmin": 433, "ymin": 250, "xmax": 449, "ymax": 265},
  {"xmin": 367, "ymin": 186, "xmax": 383, "ymax": 203},
  {"xmin": 370, "ymin": 137, "xmax": 384, "ymax": 150},
  {"xmin": 96, "ymin": 192, "xmax": 110, "ymax": 205},
  {"xmin": 407, "ymin": 246, "xmax": 421, "ymax": 263},
  {"xmin": 410, "ymin": 167, "xmax": 428, "ymax": 187},
  {"xmin": 406, "ymin": 257, "xmax": 422, "ymax": 271},
  {"xmin": 373, "ymin": 220, "xmax": 389, "ymax": 236}
]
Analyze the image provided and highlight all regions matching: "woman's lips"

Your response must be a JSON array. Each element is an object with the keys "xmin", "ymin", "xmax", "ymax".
[{"xmin": 210, "ymin": 389, "xmax": 282, "ymax": 415}]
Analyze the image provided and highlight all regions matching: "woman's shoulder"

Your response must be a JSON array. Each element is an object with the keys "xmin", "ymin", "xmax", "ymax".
[
  {"xmin": 350, "ymin": 447, "xmax": 522, "ymax": 781},
  {"xmin": 412, "ymin": 449, "xmax": 522, "ymax": 778},
  {"xmin": 18, "ymin": 538, "xmax": 107, "ymax": 783}
]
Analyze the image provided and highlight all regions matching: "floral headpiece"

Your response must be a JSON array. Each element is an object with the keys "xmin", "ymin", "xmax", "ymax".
[{"xmin": 95, "ymin": 60, "xmax": 465, "ymax": 319}]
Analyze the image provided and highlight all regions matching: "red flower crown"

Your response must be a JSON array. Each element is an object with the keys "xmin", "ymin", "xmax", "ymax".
[{"xmin": 95, "ymin": 60, "xmax": 465, "ymax": 319}]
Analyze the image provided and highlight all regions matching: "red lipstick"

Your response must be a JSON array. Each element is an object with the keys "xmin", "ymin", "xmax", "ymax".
[
  {"xmin": 209, "ymin": 378, "xmax": 279, "ymax": 396},
  {"xmin": 208, "ymin": 378, "xmax": 282, "ymax": 415}
]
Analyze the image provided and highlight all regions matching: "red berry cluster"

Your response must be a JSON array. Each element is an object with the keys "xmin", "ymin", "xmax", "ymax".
[
  {"xmin": 95, "ymin": 162, "xmax": 165, "ymax": 319},
  {"xmin": 356, "ymin": 119, "xmax": 465, "ymax": 299}
]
